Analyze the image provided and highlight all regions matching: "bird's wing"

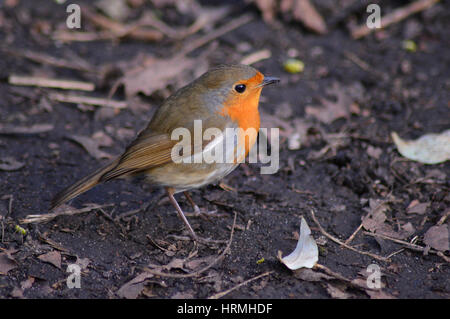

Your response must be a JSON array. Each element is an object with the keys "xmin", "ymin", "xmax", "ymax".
[
  {"xmin": 100, "ymin": 133, "xmax": 176, "ymax": 181},
  {"xmin": 100, "ymin": 115, "xmax": 231, "ymax": 181}
]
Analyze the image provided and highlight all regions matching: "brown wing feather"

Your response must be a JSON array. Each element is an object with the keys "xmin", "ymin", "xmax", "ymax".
[{"xmin": 100, "ymin": 133, "xmax": 177, "ymax": 181}]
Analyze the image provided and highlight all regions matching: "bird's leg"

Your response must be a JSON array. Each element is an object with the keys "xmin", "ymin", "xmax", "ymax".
[
  {"xmin": 183, "ymin": 191, "xmax": 201, "ymax": 215},
  {"xmin": 165, "ymin": 187, "xmax": 198, "ymax": 241}
]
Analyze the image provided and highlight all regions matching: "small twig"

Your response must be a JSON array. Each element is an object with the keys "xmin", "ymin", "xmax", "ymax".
[
  {"xmin": 115, "ymin": 202, "xmax": 152, "ymax": 222},
  {"xmin": 48, "ymin": 92, "xmax": 127, "ymax": 109},
  {"xmin": 436, "ymin": 210, "xmax": 449, "ymax": 226},
  {"xmin": 139, "ymin": 7, "xmax": 230, "ymax": 40},
  {"xmin": 142, "ymin": 211, "xmax": 237, "ymax": 278},
  {"xmin": 0, "ymin": 124, "xmax": 54, "ymax": 135},
  {"xmin": 344, "ymin": 223, "xmax": 364, "ymax": 245},
  {"xmin": 385, "ymin": 248, "xmax": 405, "ymax": 259},
  {"xmin": 208, "ymin": 271, "xmax": 273, "ymax": 299},
  {"xmin": 82, "ymin": 6, "xmax": 164, "ymax": 42},
  {"xmin": 8, "ymin": 75, "xmax": 95, "ymax": 91},
  {"xmin": 53, "ymin": 6, "xmax": 163, "ymax": 43},
  {"xmin": 309, "ymin": 209, "xmax": 390, "ymax": 262},
  {"xmin": 37, "ymin": 234, "xmax": 70, "ymax": 253},
  {"xmin": 351, "ymin": 0, "xmax": 440, "ymax": 39},
  {"xmin": 343, "ymin": 51, "xmax": 387, "ymax": 80},
  {"xmin": 53, "ymin": 31, "xmax": 118, "ymax": 42},
  {"xmin": 180, "ymin": 14, "xmax": 254, "ymax": 56},
  {"xmin": 314, "ymin": 263, "xmax": 378, "ymax": 291},
  {"xmin": 2, "ymin": 47, "xmax": 93, "ymax": 73},
  {"xmin": 240, "ymin": 49, "xmax": 272, "ymax": 66},
  {"xmin": 20, "ymin": 204, "xmax": 114, "ymax": 224},
  {"xmin": 363, "ymin": 231, "xmax": 448, "ymax": 259}
]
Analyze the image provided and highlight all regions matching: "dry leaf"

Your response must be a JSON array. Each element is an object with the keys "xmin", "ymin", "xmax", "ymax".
[
  {"xmin": 293, "ymin": 268, "xmax": 333, "ymax": 281},
  {"xmin": 280, "ymin": 217, "xmax": 318, "ymax": 269},
  {"xmin": 391, "ymin": 130, "xmax": 450, "ymax": 164},
  {"xmin": 305, "ymin": 83, "xmax": 353, "ymax": 124},
  {"xmin": 185, "ymin": 256, "xmax": 217, "ymax": 270},
  {"xmin": 289, "ymin": 0, "xmax": 327, "ymax": 34},
  {"xmin": 163, "ymin": 258, "xmax": 186, "ymax": 271},
  {"xmin": 21, "ymin": 276, "xmax": 35, "ymax": 290},
  {"xmin": 362, "ymin": 199, "xmax": 413, "ymax": 239},
  {"xmin": 261, "ymin": 111, "xmax": 314, "ymax": 150},
  {"xmin": 367, "ymin": 145, "xmax": 382, "ymax": 159},
  {"xmin": 122, "ymin": 55, "xmax": 196, "ymax": 97},
  {"xmin": 10, "ymin": 286, "xmax": 24, "ymax": 298},
  {"xmin": 38, "ymin": 251, "xmax": 62, "ymax": 269},
  {"xmin": 76, "ymin": 257, "xmax": 91, "ymax": 270},
  {"xmin": 423, "ymin": 225, "xmax": 449, "ymax": 252},
  {"xmin": 362, "ymin": 199, "xmax": 388, "ymax": 232},
  {"xmin": 366, "ymin": 289, "xmax": 396, "ymax": 299},
  {"xmin": 96, "ymin": 0, "xmax": 130, "ymax": 21},
  {"xmin": 0, "ymin": 252, "xmax": 17, "ymax": 275},
  {"xmin": 326, "ymin": 283, "xmax": 351, "ymax": 299},
  {"xmin": 67, "ymin": 134, "xmax": 114, "ymax": 160},
  {"xmin": 10, "ymin": 276, "xmax": 35, "ymax": 298},
  {"xmin": 254, "ymin": 0, "xmax": 277, "ymax": 23},
  {"xmin": 0, "ymin": 157, "xmax": 24, "ymax": 171},
  {"xmin": 406, "ymin": 200, "xmax": 429, "ymax": 215},
  {"xmin": 92, "ymin": 131, "xmax": 114, "ymax": 147},
  {"xmin": 117, "ymin": 272, "xmax": 154, "ymax": 299},
  {"xmin": 255, "ymin": 0, "xmax": 327, "ymax": 34}
]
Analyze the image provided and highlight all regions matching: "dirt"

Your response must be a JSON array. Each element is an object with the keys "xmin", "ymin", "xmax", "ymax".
[{"xmin": 0, "ymin": 0, "xmax": 448, "ymax": 299}]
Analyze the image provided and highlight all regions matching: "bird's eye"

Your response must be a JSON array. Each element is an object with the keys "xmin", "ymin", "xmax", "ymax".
[{"xmin": 234, "ymin": 84, "xmax": 246, "ymax": 93}]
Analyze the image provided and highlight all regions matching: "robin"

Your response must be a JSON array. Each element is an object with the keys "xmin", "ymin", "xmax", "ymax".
[{"xmin": 51, "ymin": 64, "xmax": 279, "ymax": 242}]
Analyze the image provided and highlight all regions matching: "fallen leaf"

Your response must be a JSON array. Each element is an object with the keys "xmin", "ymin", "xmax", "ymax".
[
  {"xmin": 391, "ymin": 130, "xmax": 450, "ymax": 164},
  {"xmin": 280, "ymin": 217, "xmax": 318, "ymax": 270},
  {"xmin": 289, "ymin": 0, "xmax": 327, "ymax": 34},
  {"xmin": 367, "ymin": 145, "xmax": 382, "ymax": 159},
  {"xmin": 362, "ymin": 199, "xmax": 412, "ymax": 239},
  {"xmin": 254, "ymin": 0, "xmax": 277, "ymax": 23},
  {"xmin": 366, "ymin": 289, "xmax": 396, "ymax": 299},
  {"xmin": 423, "ymin": 225, "xmax": 449, "ymax": 252},
  {"xmin": 76, "ymin": 257, "xmax": 91, "ymax": 270},
  {"xmin": 163, "ymin": 258, "xmax": 186, "ymax": 271},
  {"xmin": 10, "ymin": 287, "xmax": 23, "ymax": 298},
  {"xmin": 185, "ymin": 256, "xmax": 217, "ymax": 270},
  {"xmin": 20, "ymin": 276, "xmax": 35, "ymax": 290},
  {"xmin": 171, "ymin": 291, "xmax": 195, "ymax": 299},
  {"xmin": 0, "ymin": 157, "xmax": 24, "ymax": 171},
  {"xmin": 96, "ymin": 0, "xmax": 130, "ymax": 21},
  {"xmin": 326, "ymin": 283, "xmax": 351, "ymax": 299},
  {"xmin": 38, "ymin": 251, "xmax": 61, "ymax": 269},
  {"xmin": 0, "ymin": 252, "xmax": 17, "ymax": 275},
  {"xmin": 293, "ymin": 268, "xmax": 333, "ymax": 282},
  {"xmin": 400, "ymin": 222, "xmax": 415, "ymax": 238},
  {"xmin": 255, "ymin": 0, "xmax": 327, "ymax": 34},
  {"xmin": 261, "ymin": 111, "xmax": 314, "ymax": 150},
  {"xmin": 407, "ymin": 200, "xmax": 429, "ymax": 215},
  {"xmin": 117, "ymin": 272, "xmax": 154, "ymax": 299},
  {"xmin": 67, "ymin": 134, "xmax": 114, "ymax": 160},
  {"xmin": 305, "ymin": 82, "xmax": 354, "ymax": 124},
  {"xmin": 362, "ymin": 199, "xmax": 388, "ymax": 232},
  {"xmin": 0, "ymin": 123, "xmax": 54, "ymax": 135},
  {"xmin": 92, "ymin": 131, "xmax": 114, "ymax": 147},
  {"xmin": 122, "ymin": 55, "xmax": 196, "ymax": 98}
]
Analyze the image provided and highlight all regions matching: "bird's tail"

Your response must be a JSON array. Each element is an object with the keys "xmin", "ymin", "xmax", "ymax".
[{"xmin": 50, "ymin": 159, "xmax": 119, "ymax": 210}]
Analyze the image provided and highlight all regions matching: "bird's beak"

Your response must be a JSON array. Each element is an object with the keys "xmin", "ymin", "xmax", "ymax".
[{"xmin": 258, "ymin": 76, "xmax": 280, "ymax": 87}]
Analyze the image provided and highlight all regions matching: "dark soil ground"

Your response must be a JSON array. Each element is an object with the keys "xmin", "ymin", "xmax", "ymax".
[{"xmin": 0, "ymin": 0, "xmax": 448, "ymax": 299}]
